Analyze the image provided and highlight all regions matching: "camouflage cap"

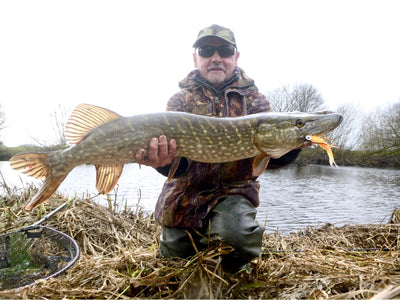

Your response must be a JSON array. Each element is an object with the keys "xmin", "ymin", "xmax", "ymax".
[{"xmin": 193, "ymin": 24, "xmax": 236, "ymax": 48}]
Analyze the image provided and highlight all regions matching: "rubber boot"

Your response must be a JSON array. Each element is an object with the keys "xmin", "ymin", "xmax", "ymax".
[{"xmin": 206, "ymin": 196, "xmax": 264, "ymax": 273}]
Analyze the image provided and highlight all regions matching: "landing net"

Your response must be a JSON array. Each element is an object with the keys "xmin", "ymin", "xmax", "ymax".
[{"xmin": 0, "ymin": 225, "xmax": 79, "ymax": 291}]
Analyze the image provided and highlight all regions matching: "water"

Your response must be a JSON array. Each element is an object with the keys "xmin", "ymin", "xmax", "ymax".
[
  {"xmin": 258, "ymin": 165, "xmax": 400, "ymax": 233},
  {"xmin": 1, "ymin": 161, "xmax": 399, "ymax": 234}
]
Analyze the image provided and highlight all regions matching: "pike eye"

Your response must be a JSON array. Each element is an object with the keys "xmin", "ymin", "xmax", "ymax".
[{"xmin": 296, "ymin": 119, "xmax": 306, "ymax": 128}]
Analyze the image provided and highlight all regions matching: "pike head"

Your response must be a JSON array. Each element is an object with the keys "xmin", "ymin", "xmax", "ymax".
[{"xmin": 254, "ymin": 111, "xmax": 343, "ymax": 158}]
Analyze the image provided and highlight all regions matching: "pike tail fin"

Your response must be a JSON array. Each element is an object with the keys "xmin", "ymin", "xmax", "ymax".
[
  {"xmin": 25, "ymin": 173, "xmax": 68, "ymax": 210},
  {"xmin": 9, "ymin": 153, "xmax": 70, "ymax": 210}
]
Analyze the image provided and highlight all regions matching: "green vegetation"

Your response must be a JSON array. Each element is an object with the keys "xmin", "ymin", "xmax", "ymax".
[
  {"xmin": 0, "ymin": 145, "xmax": 33, "ymax": 161},
  {"xmin": 298, "ymin": 147, "xmax": 400, "ymax": 169},
  {"xmin": 0, "ymin": 144, "xmax": 67, "ymax": 161},
  {"xmin": 0, "ymin": 232, "xmax": 42, "ymax": 290}
]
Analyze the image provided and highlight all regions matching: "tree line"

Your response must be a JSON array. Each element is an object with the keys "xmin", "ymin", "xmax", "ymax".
[
  {"xmin": 267, "ymin": 84, "xmax": 400, "ymax": 168},
  {"xmin": 1, "ymin": 85, "xmax": 399, "ymax": 167}
]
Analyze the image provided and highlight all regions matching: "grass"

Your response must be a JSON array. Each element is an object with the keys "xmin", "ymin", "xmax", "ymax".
[{"xmin": 0, "ymin": 183, "xmax": 399, "ymax": 299}]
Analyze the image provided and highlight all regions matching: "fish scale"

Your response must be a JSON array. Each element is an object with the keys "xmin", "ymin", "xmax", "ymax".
[
  {"xmin": 68, "ymin": 112, "xmax": 259, "ymax": 164},
  {"xmin": 9, "ymin": 104, "xmax": 342, "ymax": 210}
]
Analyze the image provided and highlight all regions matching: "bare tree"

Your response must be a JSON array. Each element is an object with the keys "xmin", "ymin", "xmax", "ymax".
[
  {"xmin": 49, "ymin": 104, "xmax": 71, "ymax": 146},
  {"xmin": 329, "ymin": 102, "xmax": 363, "ymax": 150},
  {"xmin": 0, "ymin": 104, "xmax": 5, "ymax": 133},
  {"xmin": 28, "ymin": 104, "xmax": 71, "ymax": 148},
  {"xmin": 267, "ymin": 83, "xmax": 326, "ymax": 112},
  {"xmin": 360, "ymin": 99, "xmax": 400, "ymax": 153},
  {"xmin": 0, "ymin": 105, "xmax": 4, "ymax": 147}
]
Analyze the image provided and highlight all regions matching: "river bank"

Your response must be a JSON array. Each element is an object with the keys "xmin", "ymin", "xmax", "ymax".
[
  {"xmin": 297, "ymin": 147, "xmax": 400, "ymax": 169},
  {"xmin": 1, "ymin": 186, "xmax": 399, "ymax": 299}
]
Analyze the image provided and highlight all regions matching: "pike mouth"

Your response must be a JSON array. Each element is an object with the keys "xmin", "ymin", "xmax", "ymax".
[{"xmin": 301, "ymin": 139, "xmax": 313, "ymax": 148}]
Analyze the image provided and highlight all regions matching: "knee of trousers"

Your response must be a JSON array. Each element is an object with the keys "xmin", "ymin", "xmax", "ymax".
[
  {"xmin": 159, "ymin": 227, "xmax": 198, "ymax": 258},
  {"xmin": 209, "ymin": 196, "xmax": 265, "ymax": 257}
]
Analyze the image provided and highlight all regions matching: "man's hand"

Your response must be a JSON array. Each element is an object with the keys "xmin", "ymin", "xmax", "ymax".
[{"xmin": 135, "ymin": 135, "xmax": 177, "ymax": 168}]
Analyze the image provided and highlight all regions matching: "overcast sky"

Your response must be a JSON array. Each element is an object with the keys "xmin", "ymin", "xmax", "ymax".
[{"xmin": 1, "ymin": 0, "xmax": 399, "ymax": 147}]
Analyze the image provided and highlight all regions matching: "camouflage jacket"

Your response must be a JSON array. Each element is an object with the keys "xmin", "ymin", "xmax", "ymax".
[{"xmin": 155, "ymin": 67, "xmax": 271, "ymax": 228}]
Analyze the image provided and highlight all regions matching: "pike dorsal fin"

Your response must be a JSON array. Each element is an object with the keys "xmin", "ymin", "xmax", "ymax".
[
  {"xmin": 65, "ymin": 104, "xmax": 121, "ymax": 145},
  {"xmin": 95, "ymin": 164, "xmax": 124, "ymax": 194}
]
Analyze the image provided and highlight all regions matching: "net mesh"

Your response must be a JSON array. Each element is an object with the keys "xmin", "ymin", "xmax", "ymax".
[{"xmin": 0, "ymin": 225, "xmax": 79, "ymax": 291}]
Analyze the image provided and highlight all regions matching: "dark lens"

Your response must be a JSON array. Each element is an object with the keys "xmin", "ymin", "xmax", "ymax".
[
  {"xmin": 198, "ymin": 46, "xmax": 215, "ymax": 58},
  {"xmin": 197, "ymin": 46, "xmax": 236, "ymax": 58},
  {"xmin": 217, "ymin": 46, "xmax": 236, "ymax": 57}
]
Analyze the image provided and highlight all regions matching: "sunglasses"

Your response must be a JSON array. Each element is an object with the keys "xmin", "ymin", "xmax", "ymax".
[{"xmin": 197, "ymin": 46, "xmax": 236, "ymax": 58}]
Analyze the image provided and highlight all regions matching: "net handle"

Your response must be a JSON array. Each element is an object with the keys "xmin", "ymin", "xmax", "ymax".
[
  {"xmin": 30, "ymin": 193, "xmax": 99, "ymax": 227},
  {"xmin": 32, "ymin": 201, "xmax": 71, "ymax": 227}
]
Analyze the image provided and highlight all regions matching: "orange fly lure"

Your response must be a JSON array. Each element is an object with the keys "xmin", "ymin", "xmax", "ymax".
[{"xmin": 306, "ymin": 135, "xmax": 339, "ymax": 167}]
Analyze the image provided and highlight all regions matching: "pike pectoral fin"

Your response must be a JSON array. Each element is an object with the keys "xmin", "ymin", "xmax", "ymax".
[
  {"xmin": 95, "ymin": 164, "xmax": 124, "ymax": 194},
  {"xmin": 65, "ymin": 104, "xmax": 122, "ymax": 145},
  {"xmin": 167, "ymin": 157, "xmax": 181, "ymax": 182},
  {"xmin": 252, "ymin": 153, "xmax": 270, "ymax": 177}
]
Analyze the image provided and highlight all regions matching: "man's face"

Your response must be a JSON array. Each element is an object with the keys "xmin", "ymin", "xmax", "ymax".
[{"xmin": 193, "ymin": 37, "xmax": 239, "ymax": 87}]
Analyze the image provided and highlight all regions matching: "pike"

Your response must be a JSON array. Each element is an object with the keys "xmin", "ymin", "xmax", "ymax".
[{"xmin": 10, "ymin": 104, "xmax": 342, "ymax": 210}]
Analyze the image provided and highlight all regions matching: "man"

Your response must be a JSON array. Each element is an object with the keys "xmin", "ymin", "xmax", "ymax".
[{"xmin": 135, "ymin": 24, "xmax": 300, "ymax": 273}]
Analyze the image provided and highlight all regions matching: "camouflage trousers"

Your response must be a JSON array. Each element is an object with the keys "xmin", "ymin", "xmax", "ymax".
[{"xmin": 158, "ymin": 196, "xmax": 264, "ymax": 273}]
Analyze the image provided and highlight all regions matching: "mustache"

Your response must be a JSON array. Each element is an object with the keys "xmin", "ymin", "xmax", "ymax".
[{"xmin": 207, "ymin": 64, "xmax": 226, "ymax": 72}]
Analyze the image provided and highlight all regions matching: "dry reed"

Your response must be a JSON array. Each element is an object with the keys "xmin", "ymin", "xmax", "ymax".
[{"xmin": 1, "ymin": 184, "xmax": 399, "ymax": 299}]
